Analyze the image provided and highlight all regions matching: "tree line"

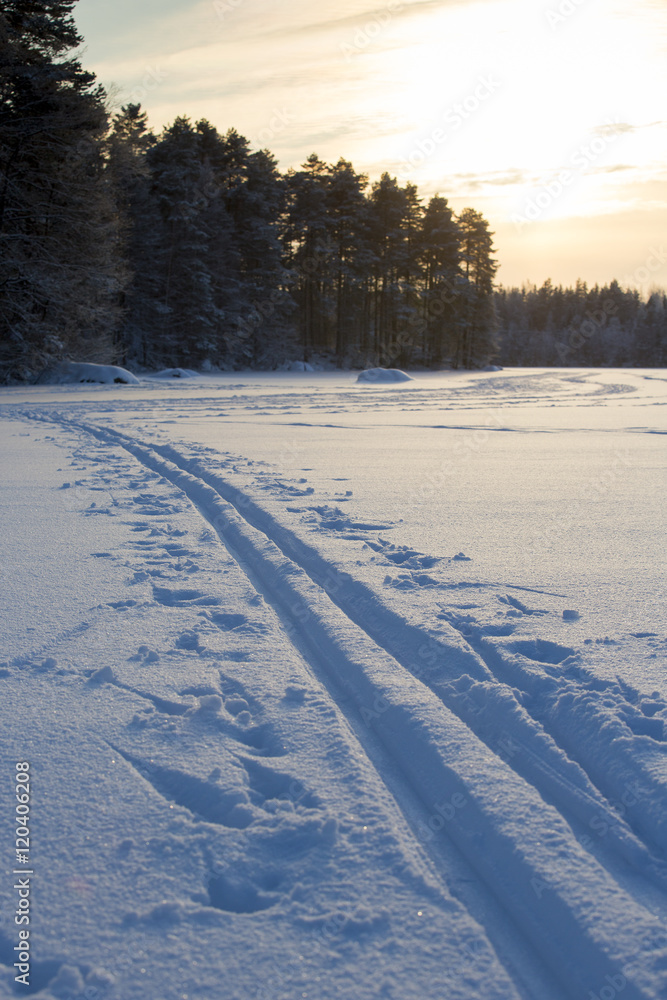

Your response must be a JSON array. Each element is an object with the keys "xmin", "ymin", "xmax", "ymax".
[
  {"xmin": 108, "ymin": 112, "xmax": 499, "ymax": 372},
  {"xmin": 0, "ymin": 1, "xmax": 499, "ymax": 379},
  {"xmin": 1, "ymin": 2, "xmax": 664, "ymax": 382},
  {"xmin": 495, "ymin": 280, "xmax": 667, "ymax": 367}
]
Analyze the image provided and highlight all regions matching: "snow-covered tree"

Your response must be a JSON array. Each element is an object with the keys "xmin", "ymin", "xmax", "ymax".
[
  {"xmin": 455, "ymin": 208, "xmax": 499, "ymax": 368},
  {"xmin": 368, "ymin": 173, "xmax": 423, "ymax": 362},
  {"xmin": 141, "ymin": 117, "xmax": 234, "ymax": 366},
  {"xmin": 225, "ymin": 143, "xmax": 291, "ymax": 364},
  {"xmin": 419, "ymin": 196, "xmax": 461, "ymax": 365},
  {"xmin": 326, "ymin": 158, "xmax": 370, "ymax": 361},
  {"xmin": 0, "ymin": 0, "xmax": 125, "ymax": 381},
  {"xmin": 283, "ymin": 154, "xmax": 335, "ymax": 360},
  {"xmin": 105, "ymin": 104, "xmax": 158, "ymax": 366}
]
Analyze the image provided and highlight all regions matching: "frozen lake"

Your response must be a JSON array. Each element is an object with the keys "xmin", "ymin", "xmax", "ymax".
[{"xmin": 0, "ymin": 367, "xmax": 666, "ymax": 1000}]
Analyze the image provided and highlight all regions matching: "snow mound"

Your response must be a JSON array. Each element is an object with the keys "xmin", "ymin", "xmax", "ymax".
[
  {"xmin": 356, "ymin": 368, "xmax": 414, "ymax": 383},
  {"xmin": 35, "ymin": 362, "xmax": 140, "ymax": 385},
  {"xmin": 151, "ymin": 368, "xmax": 200, "ymax": 379}
]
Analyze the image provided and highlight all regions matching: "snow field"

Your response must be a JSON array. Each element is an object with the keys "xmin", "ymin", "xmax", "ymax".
[
  {"xmin": 0, "ymin": 419, "xmax": 522, "ymax": 1000},
  {"xmin": 0, "ymin": 368, "xmax": 666, "ymax": 1000}
]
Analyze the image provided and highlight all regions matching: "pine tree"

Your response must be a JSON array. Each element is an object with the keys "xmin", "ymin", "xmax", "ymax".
[
  {"xmin": 225, "ymin": 144, "xmax": 290, "ymax": 364},
  {"xmin": 105, "ymin": 104, "xmax": 158, "ymax": 366},
  {"xmin": 145, "ymin": 117, "xmax": 239, "ymax": 367},
  {"xmin": 636, "ymin": 292, "xmax": 667, "ymax": 366},
  {"xmin": 456, "ymin": 208, "xmax": 499, "ymax": 368},
  {"xmin": 0, "ymin": 0, "xmax": 124, "ymax": 380},
  {"xmin": 368, "ymin": 173, "xmax": 423, "ymax": 363},
  {"xmin": 284, "ymin": 155, "xmax": 333, "ymax": 360},
  {"xmin": 326, "ymin": 158, "xmax": 370, "ymax": 361},
  {"xmin": 419, "ymin": 196, "xmax": 461, "ymax": 365}
]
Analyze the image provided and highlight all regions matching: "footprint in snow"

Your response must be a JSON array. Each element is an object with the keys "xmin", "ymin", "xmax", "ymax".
[
  {"xmin": 112, "ymin": 745, "xmax": 319, "ymax": 857},
  {"xmin": 383, "ymin": 572, "xmax": 441, "ymax": 590},
  {"xmin": 175, "ymin": 630, "xmax": 206, "ymax": 653},
  {"xmin": 619, "ymin": 710, "xmax": 666, "ymax": 741},
  {"xmin": 203, "ymin": 611, "xmax": 269, "ymax": 635},
  {"xmin": 499, "ymin": 594, "xmax": 548, "ymax": 616},
  {"xmin": 112, "ymin": 747, "xmax": 257, "ymax": 830},
  {"xmin": 367, "ymin": 537, "xmax": 440, "ymax": 568},
  {"xmin": 151, "ymin": 675, "xmax": 282, "ymax": 755},
  {"xmin": 128, "ymin": 645, "xmax": 160, "ymax": 664},
  {"xmin": 310, "ymin": 505, "xmax": 391, "ymax": 532},
  {"xmin": 153, "ymin": 585, "xmax": 220, "ymax": 608},
  {"xmin": 206, "ymin": 872, "xmax": 281, "ymax": 914},
  {"xmin": 507, "ymin": 639, "xmax": 576, "ymax": 665}
]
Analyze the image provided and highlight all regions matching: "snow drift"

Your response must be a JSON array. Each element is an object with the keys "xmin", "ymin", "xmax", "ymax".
[
  {"xmin": 35, "ymin": 361, "xmax": 140, "ymax": 385},
  {"xmin": 356, "ymin": 368, "xmax": 413, "ymax": 383}
]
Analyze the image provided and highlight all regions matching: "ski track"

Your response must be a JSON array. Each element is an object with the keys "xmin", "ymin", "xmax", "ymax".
[{"xmin": 14, "ymin": 407, "xmax": 667, "ymax": 1000}]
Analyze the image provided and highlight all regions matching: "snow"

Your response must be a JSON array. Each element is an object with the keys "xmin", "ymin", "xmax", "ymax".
[
  {"xmin": 1, "ymin": 367, "xmax": 666, "ymax": 1000},
  {"xmin": 34, "ymin": 361, "xmax": 141, "ymax": 385},
  {"xmin": 280, "ymin": 361, "xmax": 317, "ymax": 372},
  {"xmin": 356, "ymin": 367, "xmax": 413, "ymax": 382},
  {"xmin": 149, "ymin": 369, "xmax": 200, "ymax": 380}
]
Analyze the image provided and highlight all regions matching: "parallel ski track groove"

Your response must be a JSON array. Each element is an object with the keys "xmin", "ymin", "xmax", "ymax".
[
  {"xmin": 22, "ymin": 410, "xmax": 667, "ymax": 1000},
  {"xmin": 120, "ymin": 427, "xmax": 667, "ymax": 889},
  {"xmin": 444, "ymin": 617, "xmax": 667, "ymax": 866},
  {"xmin": 25, "ymin": 412, "xmax": 665, "ymax": 872},
  {"xmin": 23, "ymin": 410, "xmax": 543, "ymax": 997}
]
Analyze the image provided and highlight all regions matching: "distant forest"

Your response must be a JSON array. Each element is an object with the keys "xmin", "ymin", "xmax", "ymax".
[
  {"xmin": 496, "ymin": 280, "xmax": 667, "ymax": 368},
  {"xmin": 1, "ymin": 2, "xmax": 665, "ymax": 382}
]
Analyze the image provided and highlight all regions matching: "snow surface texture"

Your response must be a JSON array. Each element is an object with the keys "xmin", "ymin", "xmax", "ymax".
[
  {"xmin": 150, "ymin": 369, "xmax": 200, "ymax": 380},
  {"xmin": 0, "ymin": 368, "xmax": 666, "ymax": 1000}
]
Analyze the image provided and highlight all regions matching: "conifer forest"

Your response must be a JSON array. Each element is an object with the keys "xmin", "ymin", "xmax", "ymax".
[{"xmin": 1, "ymin": 2, "xmax": 665, "ymax": 382}]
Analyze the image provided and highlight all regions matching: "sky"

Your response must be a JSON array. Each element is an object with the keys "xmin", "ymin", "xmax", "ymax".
[{"xmin": 73, "ymin": 0, "xmax": 667, "ymax": 293}]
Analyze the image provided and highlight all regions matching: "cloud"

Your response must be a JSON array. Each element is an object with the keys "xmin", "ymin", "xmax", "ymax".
[
  {"xmin": 74, "ymin": 0, "xmax": 667, "ymax": 290},
  {"xmin": 602, "ymin": 120, "xmax": 667, "ymax": 134},
  {"xmin": 258, "ymin": 0, "xmax": 467, "ymax": 39}
]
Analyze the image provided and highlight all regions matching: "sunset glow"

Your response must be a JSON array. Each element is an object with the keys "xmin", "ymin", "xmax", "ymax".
[{"xmin": 74, "ymin": 0, "xmax": 667, "ymax": 290}]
